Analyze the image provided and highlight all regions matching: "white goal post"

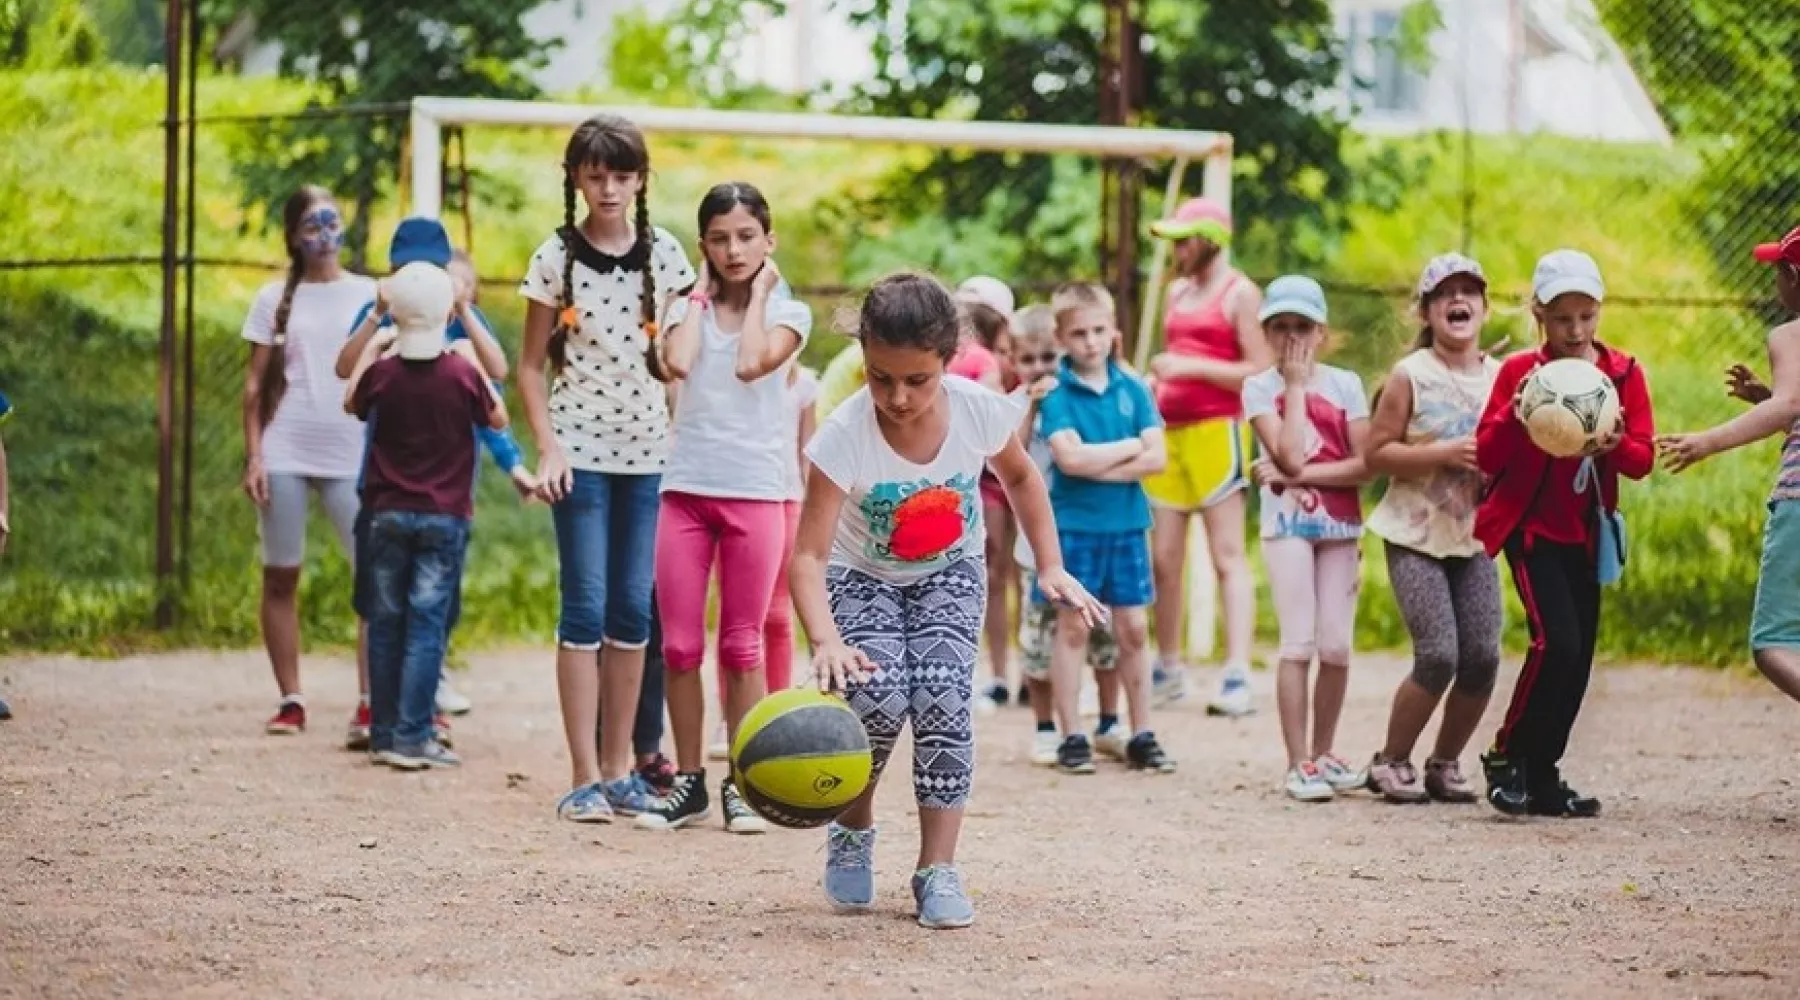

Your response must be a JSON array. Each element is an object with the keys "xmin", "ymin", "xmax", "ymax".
[{"xmin": 407, "ymin": 96, "xmax": 1234, "ymax": 662}]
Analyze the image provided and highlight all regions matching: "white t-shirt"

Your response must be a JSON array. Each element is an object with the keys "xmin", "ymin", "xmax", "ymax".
[
  {"xmin": 781, "ymin": 367, "xmax": 820, "ymax": 502},
  {"xmin": 518, "ymin": 227, "xmax": 696, "ymax": 474},
  {"xmin": 240, "ymin": 273, "xmax": 378, "ymax": 479},
  {"xmin": 661, "ymin": 293, "xmax": 813, "ymax": 500},
  {"xmin": 806, "ymin": 376, "xmax": 1022, "ymax": 585},
  {"xmin": 1241, "ymin": 364, "xmax": 1369, "ymax": 541}
]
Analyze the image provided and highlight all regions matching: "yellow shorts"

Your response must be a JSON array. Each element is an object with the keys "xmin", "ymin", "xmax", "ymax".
[{"xmin": 1143, "ymin": 418, "xmax": 1251, "ymax": 512}]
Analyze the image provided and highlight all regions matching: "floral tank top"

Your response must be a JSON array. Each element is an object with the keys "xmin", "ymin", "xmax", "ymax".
[
  {"xmin": 1772, "ymin": 417, "xmax": 1800, "ymax": 505},
  {"xmin": 1367, "ymin": 349, "xmax": 1499, "ymax": 559}
]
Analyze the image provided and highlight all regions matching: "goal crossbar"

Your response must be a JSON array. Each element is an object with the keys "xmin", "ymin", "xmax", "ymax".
[{"xmin": 406, "ymin": 96, "xmax": 1233, "ymax": 661}]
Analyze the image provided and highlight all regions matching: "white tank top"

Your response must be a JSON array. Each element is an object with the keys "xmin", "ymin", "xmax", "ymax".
[{"xmin": 1366, "ymin": 349, "xmax": 1498, "ymax": 559}]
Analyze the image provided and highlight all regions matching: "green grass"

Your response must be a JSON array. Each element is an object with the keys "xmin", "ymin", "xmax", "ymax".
[{"xmin": 0, "ymin": 70, "xmax": 1786, "ymax": 670}]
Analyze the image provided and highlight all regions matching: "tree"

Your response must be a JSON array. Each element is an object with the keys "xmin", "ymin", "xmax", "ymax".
[
  {"xmin": 209, "ymin": 0, "xmax": 552, "ymax": 266},
  {"xmin": 1599, "ymin": 0, "xmax": 1799, "ymax": 295}
]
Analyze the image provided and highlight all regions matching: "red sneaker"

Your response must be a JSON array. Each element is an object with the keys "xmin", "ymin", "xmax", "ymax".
[
  {"xmin": 265, "ymin": 701, "xmax": 306, "ymax": 735},
  {"xmin": 345, "ymin": 702, "xmax": 371, "ymax": 751},
  {"xmin": 434, "ymin": 713, "xmax": 454, "ymax": 749}
]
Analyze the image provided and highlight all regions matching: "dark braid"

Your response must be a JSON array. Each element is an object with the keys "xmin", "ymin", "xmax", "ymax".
[
  {"xmin": 548, "ymin": 168, "xmax": 577, "ymax": 375},
  {"xmin": 636, "ymin": 184, "xmax": 667, "ymax": 383}
]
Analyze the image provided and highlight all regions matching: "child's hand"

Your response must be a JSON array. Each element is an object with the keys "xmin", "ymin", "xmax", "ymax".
[
  {"xmin": 452, "ymin": 269, "xmax": 475, "ymax": 309},
  {"xmin": 534, "ymin": 448, "xmax": 573, "ymax": 503},
  {"xmin": 509, "ymin": 465, "xmax": 540, "ymax": 501},
  {"xmin": 1278, "ymin": 337, "xmax": 1315, "ymax": 387},
  {"xmin": 1148, "ymin": 353, "xmax": 1176, "ymax": 381},
  {"xmin": 1656, "ymin": 431, "xmax": 1716, "ymax": 474},
  {"xmin": 812, "ymin": 641, "xmax": 874, "ymax": 694},
  {"xmin": 752, "ymin": 258, "xmax": 783, "ymax": 299},
  {"xmin": 1725, "ymin": 364, "xmax": 1772, "ymax": 404},
  {"xmin": 1250, "ymin": 457, "xmax": 1290, "ymax": 489},
  {"xmin": 1587, "ymin": 413, "xmax": 1625, "ymax": 456},
  {"xmin": 370, "ymin": 328, "xmax": 399, "ymax": 358},
  {"xmin": 1440, "ymin": 437, "xmax": 1479, "ymax": 472},
  {"xmin": 242, "ymin": 455, "xmax": 271, "ymax": 508},
  {"xmin": 1028, "ymin": 374, "xmax": 1058, "ymax": 402},
  {"xmin": 373, "ymin": 282, "xmax": 390, "ymax": 319},
  {"xmin": 1035, "ymin": 568, "xmax": 1108, "ymax": 631}
]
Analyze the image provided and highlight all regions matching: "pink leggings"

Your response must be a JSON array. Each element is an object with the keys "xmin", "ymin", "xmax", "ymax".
[
  {"xmin": 760, "ymin": 500, "xmax": 802, "ymax": 692},
  {"xmin": 1261, "ymin": 536, "xmax": 1362, "ymax": 665},
  {"xmin": 655, "ymin": 491, "xmax": 787, "ymax": 674}
]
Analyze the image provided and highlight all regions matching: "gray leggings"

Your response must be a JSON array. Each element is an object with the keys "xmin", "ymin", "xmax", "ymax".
[
  {"xmin": 258, "ymin": 473, "xmax": 359, "ymax": 569},
  {"xmin": 1384, "ymin": 541, "xmax": 1503, "ymax": 697}
]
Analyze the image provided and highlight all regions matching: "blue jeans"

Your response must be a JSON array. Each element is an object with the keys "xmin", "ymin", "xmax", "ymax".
[
  {"xmin": 551, "ymin": 471, "xmax": 660, "ymax": 649},
  {"xmin": 365, "ymin": 511, "xmax": 471, "ymax": 751}
]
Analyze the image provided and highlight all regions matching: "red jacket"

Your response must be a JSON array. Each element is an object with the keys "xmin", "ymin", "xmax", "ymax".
[{"xmin": 1473, "ymin": 342, "xmax": 1655, "ymax": 556}]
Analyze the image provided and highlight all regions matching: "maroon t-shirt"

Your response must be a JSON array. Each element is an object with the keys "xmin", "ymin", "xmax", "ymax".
[{"xmin": 352, "ymin": 354, "xmax": 491, "ymax": 519}]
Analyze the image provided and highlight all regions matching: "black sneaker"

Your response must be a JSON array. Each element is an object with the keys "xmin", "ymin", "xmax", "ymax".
[
  {"xmin": 1056, "ymin": 735, "xmax": 1096, "ymax": 775},
  {"xmin": 635, "ymin": 770, "xmax": 710, "ymax": 830},
  {"xmin": 1126, "ymin": 731, "xmax": 1177, "ymax": 774},
  {"xmin": 1528, "ymin": 776, "xmax": 1602, "ymax": 818},
  {"xmin": 1480, "ymin": 750, "xmax": 1531, "ymax": 816},
  {"xmin": 721, "ymin": 778, "xmax": 769, "ymax": 834},
  {"xmin": 1016, "ymin": 684, "xmax": 1030, "ymax": 708},
  {"xmin": 985, "ymin": 681, "xmax": 1010, "ymax": 708}
]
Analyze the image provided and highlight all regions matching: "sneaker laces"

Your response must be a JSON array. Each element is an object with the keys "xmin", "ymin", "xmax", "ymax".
[
  {"xmin": 722, "ymin": 781, "xmax": 753, "ymax": 816},
  {"xmin": 919, "ymin": 865, "xmax": 964, "ymax": 900},
  {"xmin": 659, "ymin": 774, "xmax": 701, "ymax": 813},
  {"xmin": 826, "ymin": 825, "xmax": 874, "ymax": 870}
]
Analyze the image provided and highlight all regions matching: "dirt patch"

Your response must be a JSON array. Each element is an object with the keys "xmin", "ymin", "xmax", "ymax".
[{"xmin": 1, "ymin": 649, "xmax": 1796, "ymax": 999}]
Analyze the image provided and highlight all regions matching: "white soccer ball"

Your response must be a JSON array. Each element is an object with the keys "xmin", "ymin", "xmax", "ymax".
[{"xmin": 1516, "ymin": 358, "xmax": 1621, "ymax": 458}]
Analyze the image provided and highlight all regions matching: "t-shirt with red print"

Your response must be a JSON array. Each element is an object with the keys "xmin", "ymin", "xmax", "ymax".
[{"xmin": 1241, "ymin": 364, "xmax": 1368, "ymax": 541}]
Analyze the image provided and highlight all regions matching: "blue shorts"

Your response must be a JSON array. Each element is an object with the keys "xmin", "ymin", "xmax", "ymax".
[
  {"xmin": 1751, "ymin": 500, "xmax": 1800, "ymax": 650},
  {"xmin": 1037, "ymin": 529, "xmax": 1154, "ymax": 609}
]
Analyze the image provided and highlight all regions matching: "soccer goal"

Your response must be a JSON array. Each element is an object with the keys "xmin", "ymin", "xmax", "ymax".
[{"xmin": 406, "ymin": 96, "xmax": 1235, "ymax": 662}]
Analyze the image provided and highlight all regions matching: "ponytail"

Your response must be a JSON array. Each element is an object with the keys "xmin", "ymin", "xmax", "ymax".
[
  {"xmin": 636, "ymin": 184, "xmax": 668, "ymax": 383},
  {"xmin": 548, "ymin": 168, "xmax": 578, "ymax": 375}
]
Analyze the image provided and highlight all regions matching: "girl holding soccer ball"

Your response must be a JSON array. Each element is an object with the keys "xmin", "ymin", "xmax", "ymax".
[{"xmin": 1472, "ymin": 249, "xmax": 1655, "ymax": 819}]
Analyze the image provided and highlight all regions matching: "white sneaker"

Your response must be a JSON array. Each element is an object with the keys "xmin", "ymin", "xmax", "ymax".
[
  {"xmin": 435, "ymin": 678, "xmax": 473, "ymax": 716},
  {"xmin": 1151, "ymin": 661, "xmax": 1187, "ymax": 706},
  {"xmin": 1029, "ymin": 729, "xmax": 1060, "ymax": 766},
  {"xmin": 708, "ymin": 721, "xmax": 730, "ymax": 762},
  {"xmin": 1093, "ymin": 726, "xmax": 1130, "ymax": 761},
  {"xmin": 1285, "ymin": 761, "xmax": 1335, "ymax": 802},
  {"xmin": 1314, "ymin": 752, "xmax": 1365, "ymax": 793},
  {"xmin": 1206, "ymin": 664, "xmax": 1254, "ymax": 718}
]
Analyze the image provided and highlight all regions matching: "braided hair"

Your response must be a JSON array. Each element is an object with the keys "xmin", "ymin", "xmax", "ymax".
[
  {"xmin": 257, "ymin": 185, "xmax": 333, "ymax": 427},
  {"xmin": 550, "ymin": 114, "xmax": 667, "ymax": 381}
]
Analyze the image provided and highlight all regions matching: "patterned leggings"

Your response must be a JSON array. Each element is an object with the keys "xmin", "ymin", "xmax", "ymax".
[{"xmin": 826, "ymin": 558, "xmax": 985, "ymax": 810}]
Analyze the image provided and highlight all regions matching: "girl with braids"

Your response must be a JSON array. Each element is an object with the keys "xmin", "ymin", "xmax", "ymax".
[
  {"xmin": 635, "ymin": 181, "xmax": 811, "ymax": 834},
  {"xmin": 518, "ymin": 114, "xmax": 696, "ymax": 824},
  {"xmin": 240, "ymin": 185, "xmax": 377, "ymax": 736}
]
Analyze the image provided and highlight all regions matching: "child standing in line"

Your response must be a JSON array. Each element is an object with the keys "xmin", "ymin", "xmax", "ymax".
[
  {"xmin": 959, "ymin": 292, "xmax": 1023, "ymax": 713},
  {"xmin": 1363, "ymin": 255, "xmax": 1504, "ymax": 804},
  {"xmin": 791, "ymin": 273, "xmax": 1104, "ymax": 930},
  {"xmin": 1475, "ymin": 249, "xmax": 1655, "ymax": 818},
  {"xmin": 1011, "ymin": 305, "xmax": 1121, "ymax": 764},
  {"xmin": 767, "ymin": 361, "xmax": 820, "ymax": 690},
  {"xmin": 343, "ymin": 262, "xmax": 508, "ymax": 769},
  {"xmin": 636, "ymin": 182, "xmax": 810, "ymax": 834},
  {"xmin": 1659, "ymin": 225, "xmax": 1800, "ymax": 705},
  {"xmin": 517, "ymin": 113, "xmax": 697, "ymax": 823},
  {"xmin": 1038, "ymin": 283, "xmax": 1175, "ymax": 775},
  {"xmin": 241, "ymin": 186, "xmax": 376, "ymax": 739},
  {"xmin": 1242, "ymin": 276, "xmax": 1372, "ymax": 803}
]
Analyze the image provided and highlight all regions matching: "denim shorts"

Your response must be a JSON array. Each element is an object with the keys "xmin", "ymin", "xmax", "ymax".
[
  {"xmin": 1036, "ymin": 529, "xmax": 1155, "ymax": 609},
  {"xmin": 1751, "ymin": 500, "xmax": 1800, "ymax": 650},
  {"xmin": 551, "ymin": 470, "xmax": 661, "ymax": 649}
]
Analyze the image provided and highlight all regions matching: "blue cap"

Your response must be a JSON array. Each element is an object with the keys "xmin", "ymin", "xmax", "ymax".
[
  {"xmin": 1257, "ymin": 275, "xmax": 1329, "ymax": 324},
  {"xmin": 388, "ymin": 217, "xmax": 452, "ymax": 269}
]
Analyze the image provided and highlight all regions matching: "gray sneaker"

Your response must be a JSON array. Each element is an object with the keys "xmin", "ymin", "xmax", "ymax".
[
  {"xmin": 383, "ymin": 740, "xmax": 460, "ymax": 770},
  {"xmin": 600, "ymin": 772, "xmax": 660, "ymax": 816},
  {"xmin": 823, "ymin": 822, "xmax": 876, "ymax": 911},
  {"xmin": 911, "ymin": 864, "xmax": 975, "ymax": 929},
  {"xmin": 556, "ymin": 783, "xmax": 614, "ymax": 824}
]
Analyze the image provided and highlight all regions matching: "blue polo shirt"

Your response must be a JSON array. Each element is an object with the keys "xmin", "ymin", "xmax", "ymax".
[{"xmin": 1037, "ymin": 357, "xmax": 1161, "ymax": 533}]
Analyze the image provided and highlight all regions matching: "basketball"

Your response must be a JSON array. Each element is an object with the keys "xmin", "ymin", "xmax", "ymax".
[
  {"xmin": 1516, "ymin": 358, "xmax": 1621, "ymax": 458},
  {"xmin": 729, "ymin": 688, "xmax": 873, "ymax": 829}
]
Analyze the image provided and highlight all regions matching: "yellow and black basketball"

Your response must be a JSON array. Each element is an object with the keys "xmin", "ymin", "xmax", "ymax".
[{"xmin": 729, "ymin": 688, "xmax": 872, "ymax": 829}]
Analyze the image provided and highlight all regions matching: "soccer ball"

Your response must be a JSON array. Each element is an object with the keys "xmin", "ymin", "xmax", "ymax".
[{"xmin": 1515, "ymin": 358, "xmax": 1621, "ymax": 458}]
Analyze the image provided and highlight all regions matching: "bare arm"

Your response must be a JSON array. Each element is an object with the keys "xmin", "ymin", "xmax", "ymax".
[
  {"xmin": 790, "ymin": 471, "xmax": 851, "ymax": 651},
  {"xmin": 0, "ymin": 428, "xmax": 10, "ymax": 544},
  {"xmin": 735, "ymin": 268, "xmax": 804, "ymax": 381},
  {"xmin": 519, "ymin": 300, "xmax": 575, "ymax": 501},
  {"xmin": 1273, "ymin": 382, "xmax": 1310, "ymax": 477},
  {"xmin": 335, "ymin": 298, "xmax": 387, "ymax": 379},
  {"xmin": 1365, "ymin": 372, "xmax": 1466, "ymax": 477},
  {"xmin": 990, "ymin": 434, "xmax": 1064, "ymax": 577},
  {"xmin": 1047, "ymin": 430, "xmax": 1145, "ymax": 478},
  {"xmin": 342, "ymin": 329, "xmax": 396, "ymax": 415},
  {"xmin": 1086, "ymin": 427, "xmax": 1168, "ymax": 482},
  {"xmin": 457, "ymin": 304, "xmax": 510, "ymax": 381},
  {"xmin": 661, "ymin": 291, "xmax": 706, "ymax": 381},
  {"xmin": 241, "ymin": 344, "xmax": 274, "ymax": 506},
  {"xmin": 1661, "ymin": 324, "xmax": 1800, "ymax": 472}
]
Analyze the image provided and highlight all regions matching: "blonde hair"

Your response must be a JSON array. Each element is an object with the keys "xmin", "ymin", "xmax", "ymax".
[
  {"xmin": 1050, "ymin": 281, "xmax": 1116, "ymax": 330},
  {"xmin": 1011, "ymin": 303, "xmax": 1056, "ymax": 343}
]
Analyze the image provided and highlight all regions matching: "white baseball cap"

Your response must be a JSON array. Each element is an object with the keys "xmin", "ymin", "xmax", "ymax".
[
  {"xmin": 957, "ymin": 275, "xmax": 1015, "ymax": 316},
  {"xmin": 1532, "ymin": 249, "xmax": 1606, "ymax": 305},
  {"xmin": 385, "ymin": 261, "xmax": 456, "ymax": 360}
]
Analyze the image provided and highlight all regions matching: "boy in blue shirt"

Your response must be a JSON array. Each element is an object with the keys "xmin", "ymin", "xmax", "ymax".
[{"xmin": 1038, "ymin": 282, "xmax": 1174, "ymax": 775}]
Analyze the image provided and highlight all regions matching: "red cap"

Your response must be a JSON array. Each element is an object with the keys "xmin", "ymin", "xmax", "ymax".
[{"xmin": 1752, "ymin": 225, "xmax": 1800, "ymax": 267}]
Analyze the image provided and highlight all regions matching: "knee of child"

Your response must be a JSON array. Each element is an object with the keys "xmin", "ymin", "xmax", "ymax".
[
  {"xmin": 1111, "ymin": 612, "xmax": 1149, "ymax": 651},
  {"xmin": 1452, "ymin": 648, "xmax": 1501, "ymax": 697},
  {"xmin": 262, "ymin": 566, "xmax": 301, "ymax": 600},
  {"xmin": 660, "ymin": 634, "xmax": 706, "ymax": 673},
  {"xmin": 1316, "ymin": 645, "xmax": 1352, "ymax": 670},
  {"xmin": 1280, "ymin": 641, "xmax": 1318, "ymax": 665},
  {"xmin": 1055, "ymin": 618, "xmax": 1092, "ymax": 649},
  {"xmin": 716, "ymin": 624, "xmax": 765, "ymax": 673},
  {"xmin": 1410, "ymin": 646, "xmax": 1457, "ymax": 696}
]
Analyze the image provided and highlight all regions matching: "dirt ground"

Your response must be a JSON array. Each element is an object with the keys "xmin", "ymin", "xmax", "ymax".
[{"xmin": 1, "ymin": 648, "xmax": 1796, "ymax": 1000}]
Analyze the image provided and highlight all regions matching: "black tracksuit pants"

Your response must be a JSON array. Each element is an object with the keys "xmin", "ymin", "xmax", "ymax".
[{"xmin": 1494, "ymin": 537, "xmax": 1600, "ymax": 782}]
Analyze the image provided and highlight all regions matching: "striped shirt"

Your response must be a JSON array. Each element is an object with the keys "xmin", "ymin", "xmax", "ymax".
[{"xmin": 1772, "ymin": 417, "xmax": 1800, "ymax": 504}]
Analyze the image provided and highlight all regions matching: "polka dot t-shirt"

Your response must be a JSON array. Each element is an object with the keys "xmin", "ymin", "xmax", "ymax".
[{"xmin": 518, "ymin": 226, "xmax": 696, "ymax": 473}]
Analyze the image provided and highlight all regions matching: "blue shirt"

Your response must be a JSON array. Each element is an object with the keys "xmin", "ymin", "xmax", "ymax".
[
  {"xmin": 347, "ymin": 301, "xmax": 523, "ymax": 482},
  {"xmin": 1037, "ymin": 358, "xmax": 1161, "ymax": 533}
]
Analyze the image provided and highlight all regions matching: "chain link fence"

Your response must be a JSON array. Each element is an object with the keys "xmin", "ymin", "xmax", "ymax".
[{"xmin": 0, "ymin": 0, "xmax": 1791, "ymax": 662}]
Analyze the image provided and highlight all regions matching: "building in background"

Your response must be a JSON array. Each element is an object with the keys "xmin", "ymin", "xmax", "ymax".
[{"xmin": 1332, "ymin": 0, "xmax": 1669, "ymax": 143}]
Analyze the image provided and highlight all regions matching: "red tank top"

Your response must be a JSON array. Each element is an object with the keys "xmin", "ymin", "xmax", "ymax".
[{"xmin": 1156, "ymin": 274, "xmax": 1245, "ymax": 425}]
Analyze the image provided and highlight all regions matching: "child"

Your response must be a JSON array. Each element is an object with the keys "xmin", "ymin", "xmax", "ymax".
[
  {"xmin": 240, "ymin": 186, "xmax": 376, "ymax": 738},
  {"xmin": 1241, "ymin": 276, "xmax": 1371, "ymax": 802},
  {"xmin": 518, "ymin": 113, "xmax": 697, "ymax": 822},
  {"xmin": 1012, "ymin": 305, "xmax": 1119, "ymax": 763},
  {"xmin": 1363, "ymin": 255, "xmax": 1504, "ymax": 803},
  {"xmin": 790, "ymin": 272, "xmax": 1104, "ymax": 930},
  {"xmin": 768, "ymin": 361, "xmax": 820, "ymax": 689},
  {"xmin": 1475, "ymin": 249, "xmax": 1654, "ymax": 817},
  {"xmin": 343, "ymin": 262, "xmax": 508, "ymax": 768},
  {"xmin": 1038, "ymin": 283, "xmax": 1174, "ymax": 775},
  {"xmin": 1143, "ymin": 197, "xmax": 1270, "ymax": 715},
  {"xmin": 1660, "ymin": 226, "xmax": 1800, "ymax": 703},
  {"xmin": 636, "ymin": 182, "xmax": 810, "ymax": 834},
  {"xmin": 960, "ymin": 295, "xmax": 1021, "ymax": 713}
]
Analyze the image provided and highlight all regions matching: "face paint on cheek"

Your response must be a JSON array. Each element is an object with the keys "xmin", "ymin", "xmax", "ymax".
[{"xmin": 298, "ymin": 209, "xmax": 344, "ymax": 258}]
